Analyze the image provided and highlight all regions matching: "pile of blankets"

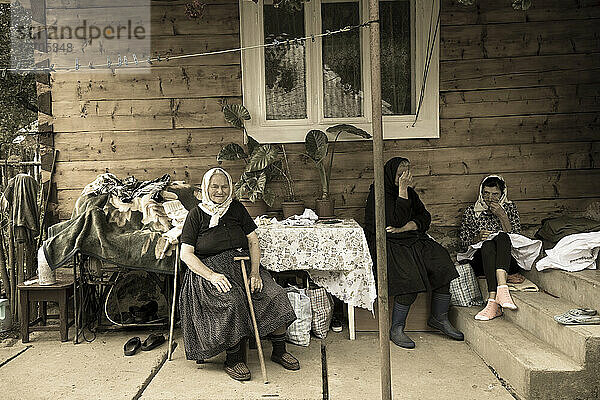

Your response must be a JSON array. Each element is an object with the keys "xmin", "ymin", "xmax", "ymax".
[{"xmin": 43, "ymin": 173, "xmax": 198, "ymax": 275}]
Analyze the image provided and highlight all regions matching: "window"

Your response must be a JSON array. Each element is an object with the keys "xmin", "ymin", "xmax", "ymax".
[{"xmin": 240, "ymin": 0, "xmax": 439, "ymax": 142}]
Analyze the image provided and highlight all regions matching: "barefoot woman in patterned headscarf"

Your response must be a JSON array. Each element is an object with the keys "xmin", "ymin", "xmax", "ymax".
[{"xmin": 179, "ymin": 168, "xmax": 299, "ymax": 381}]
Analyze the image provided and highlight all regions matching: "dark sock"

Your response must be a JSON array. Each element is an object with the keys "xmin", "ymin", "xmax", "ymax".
[
  {"xmin": 270, "ymin": 333, "xmax": 286, "ymax": 357},
  {"xmin": 225, "ymin": 342, "xmax": 244, "ymax": 367}
]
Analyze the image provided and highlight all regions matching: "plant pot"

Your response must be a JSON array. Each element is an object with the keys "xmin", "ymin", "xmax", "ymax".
[
  {"xmin": 315, "ymin": 198, "xmax": 335, "ymax": 219},
  {"xmin": 240, "ymin": 199, "xmax": 268, "ymax": 218},
  {"xmin": 281, "ymin": 201, "xmax": 305, "ymax": 219}
]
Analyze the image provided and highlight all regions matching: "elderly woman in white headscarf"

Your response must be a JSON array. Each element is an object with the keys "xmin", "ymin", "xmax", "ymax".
[
  {"xmin": 459, "ymin": 175, "xmax": 522, "ymax": 321},
  {"xmin": 179, "ymin": 168, "xmax": 299, "ymax": 381}
]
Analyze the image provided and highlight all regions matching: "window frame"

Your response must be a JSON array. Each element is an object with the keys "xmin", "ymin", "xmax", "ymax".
[{"xmin": 239, "ymin": 0, "xmax": 439, "ymax": 143}]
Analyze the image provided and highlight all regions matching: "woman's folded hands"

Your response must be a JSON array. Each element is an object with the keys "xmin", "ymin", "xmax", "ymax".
[{"xmin": 386, "ymin": 221, "xmax": 418, "ymax": 234}]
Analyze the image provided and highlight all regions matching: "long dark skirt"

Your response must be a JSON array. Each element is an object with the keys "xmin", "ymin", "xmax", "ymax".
[
  {"xmin": 179, "ymin": 248, "xmax": 296, "ymax": 361},
  {"xmin": 386, "ymin": 237, "xmax": 459, "ymax": 297}
]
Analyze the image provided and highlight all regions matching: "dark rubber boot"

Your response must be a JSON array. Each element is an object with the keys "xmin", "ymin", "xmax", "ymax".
[
  {"xmin": 428, "ymin": 292, "xmax": 464, "ymax": 341},
  {"xmin": 390, "ymin": 302, "xmax": 415, "ymax": 349}
]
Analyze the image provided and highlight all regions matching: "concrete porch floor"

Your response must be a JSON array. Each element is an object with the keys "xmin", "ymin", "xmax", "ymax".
[{"xmin": 0, "ymin": 329, "xmax": 514, "ymax": 400}]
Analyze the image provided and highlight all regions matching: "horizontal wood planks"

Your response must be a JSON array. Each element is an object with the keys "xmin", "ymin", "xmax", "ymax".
[{"xmin": 51, "ymin": 0, "xmax": 600, "ymax": 228}]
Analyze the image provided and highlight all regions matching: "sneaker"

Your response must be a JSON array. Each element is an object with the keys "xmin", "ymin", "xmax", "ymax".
[
  {"xmin": 330, "ymin": 317, "xmax": 343, "ymax": 332},
  {"xmin": 496, "ymin": 285, "xmax": 518, "ymax": 310},
  {"xmin": 475, "ymin": 299, "xmax": 503, "ymax": 321}
]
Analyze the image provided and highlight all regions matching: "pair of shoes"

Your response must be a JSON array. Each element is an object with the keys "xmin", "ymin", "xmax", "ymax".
[
  {"xmin": 554, "ymin": 308, "xmax": 600, "ymax": 325},
  {"xmin": 224, "ymin": 362, "xmax": 251, "ymax": 381},
  {"xmin": 123, "ymin": 333, "xmax": 166, "ymax": 356},
  {"xmin": 475, "ymin": 299, "xmax": 503, "ymax": 321},
  {"xmin": 330, "ymin": 317, "xmax": 343, "ymax": 333},
  {"xmin": 568, "ymin": 308, "xmax": 597, "ymax": 317},
  {"xmin": 496, "ymin": 285, "xmax": 517, "ymax": 310},
  {"xmin": 271, "ymin": 352, "xmax": 300, "ymax": 370}
]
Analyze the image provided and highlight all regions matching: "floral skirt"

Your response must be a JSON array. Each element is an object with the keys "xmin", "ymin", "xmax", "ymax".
[{"xmin": 179, "ymin": 248, "xmax": 296, "ymax": 361}]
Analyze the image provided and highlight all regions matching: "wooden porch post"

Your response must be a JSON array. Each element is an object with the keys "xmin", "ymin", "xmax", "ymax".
[{"xmin": 368, "ymin": 0, "xmax": 392, "ymax": 399}]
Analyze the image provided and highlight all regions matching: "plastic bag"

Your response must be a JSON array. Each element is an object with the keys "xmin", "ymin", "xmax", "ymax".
[
  {"xmin": 306, "ymin": 286, "xmax": 333, "ymax": 339},
  {"xmin": 285, "ymin": 287, "xmax": 312, "ymax": 346}
]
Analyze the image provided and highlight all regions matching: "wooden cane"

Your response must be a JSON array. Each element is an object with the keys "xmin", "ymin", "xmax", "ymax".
[
  {"xmin": 235, "ymin": 256, "xmax": 268, "ymax": 384},
  {"xmin": 167, "ymin": 244, "xmax": 179, "ymax": 361}
]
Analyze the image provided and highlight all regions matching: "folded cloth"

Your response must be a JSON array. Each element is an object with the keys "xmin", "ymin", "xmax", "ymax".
[
  {"xmin": 281, "ymin": 208, "xmax": 319, "ymax": 226},
  {"xmin": 507, "ymin": 277, "xmax": 539, "ymax": 292},
  {"xmin": 535, "ymin": 216, "xmax": 600, "ymax": 250},
  {"xmin": 535, "ymin": 232, "xmax": 600, "ymax": 272},
  {"xmin": 254, "ymin": 216, "xmax": 278, "ymax": 226},
  {"xmin": 457, "ymin": 233, "xmax": 543, "ymax": 271}
]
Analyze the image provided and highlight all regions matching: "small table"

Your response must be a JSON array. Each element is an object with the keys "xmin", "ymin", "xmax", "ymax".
[
  {"xmin": 18, "ymin": 275, "xmax": 75, "ymax": 343},
  {"xmin": 256, "ymin": 219, "xmax": 377, "ymax": 340}
]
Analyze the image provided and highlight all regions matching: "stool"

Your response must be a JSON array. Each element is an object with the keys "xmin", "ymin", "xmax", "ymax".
[{"xmin": 17, "ymin": 276, "xmax": 75, "ymax": 343}]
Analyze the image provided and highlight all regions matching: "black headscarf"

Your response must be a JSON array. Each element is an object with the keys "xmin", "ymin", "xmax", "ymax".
[{"xmin": 383, "ymin": 157, "xmax": 410, "ymax": 196}]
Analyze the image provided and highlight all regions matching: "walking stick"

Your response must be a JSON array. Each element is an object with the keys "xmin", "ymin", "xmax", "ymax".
[
  {"xmin": 167, "ymin": 244, "xmax": 179, "ymax": 361},
  {"xmin": 235, "ymin": 256, "xmax": 268, "ymax": 384}
]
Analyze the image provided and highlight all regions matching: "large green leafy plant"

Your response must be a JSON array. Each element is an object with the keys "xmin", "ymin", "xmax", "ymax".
[
  {"xmin": 304, "ymin": 124, "xmax": 371, "ymax": 200},
  {"xmin": 217, "ymin": 104, "xmax": 283, "ymax": 207}
]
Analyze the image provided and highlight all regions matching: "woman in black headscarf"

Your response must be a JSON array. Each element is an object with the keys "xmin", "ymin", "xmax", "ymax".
[{"xmin": 364, "ymin": 157, "xmax": 463, "ymax": 348}]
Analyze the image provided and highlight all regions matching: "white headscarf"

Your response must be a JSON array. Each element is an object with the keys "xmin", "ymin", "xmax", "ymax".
[
  {"xmin": 473, "ymin": 174, "xmax": 511, "ymax": 218},
  {"xmin": 198, "ymin": 168, "xmax": 234, "ymax": 228}
]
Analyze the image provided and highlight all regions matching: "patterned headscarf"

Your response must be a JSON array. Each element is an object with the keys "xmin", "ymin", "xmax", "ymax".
[
  {"xmin": 198, "ymin": 168, "xmax": 234, "ymax": 228},
  {"xmin": 473, "ymin": 174, "xmax": 511, "ymax": 218}
]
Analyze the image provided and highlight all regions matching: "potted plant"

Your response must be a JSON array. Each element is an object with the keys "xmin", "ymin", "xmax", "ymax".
[
  {"xmin": 217, "ymin": 104, "xmax": 280, "ymax": 217},
  {"xmin": 279, "ymin": 144, "xmax": 305, "ymax": 218},
  {"xmin": 304, "ymin": 124, "xmax": 371, "ymax": 218}
]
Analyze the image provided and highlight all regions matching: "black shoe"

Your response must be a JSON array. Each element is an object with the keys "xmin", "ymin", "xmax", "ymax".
[
  {"xmin": 330, "ymin": 317, "xmax": 343, "ymax": 333},
  {"xmin": 124, "ymin": 337, "xmax": 141, "ymax": 356},
  {"xmin": 427, "ymin": 314, "xmax": 464, "ymax": 341},
  {"xmin": 141, "ymin": 333, "xmax": 166, "ymax": 351},
  {"xmin": 390, "ymin": 325, "xmax": 415, "ymax": 349}
]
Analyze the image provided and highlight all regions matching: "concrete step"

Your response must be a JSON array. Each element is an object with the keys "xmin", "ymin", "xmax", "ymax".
[
  {"xmin": 505, "ymin": 290, "xmax": 600, "ymax": 366},
  {"xmin": 449, "ymin": 306, "xmax": 595, "ymax": 400},
  {"xmin": 524, "ymin": 268, "xmax": 600, "ymax": 312}
]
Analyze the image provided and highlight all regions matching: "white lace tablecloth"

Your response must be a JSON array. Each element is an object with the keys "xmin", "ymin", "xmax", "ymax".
[{"xmin": 256, "ymin": 219, "xmax": 376, "ymax": 311}]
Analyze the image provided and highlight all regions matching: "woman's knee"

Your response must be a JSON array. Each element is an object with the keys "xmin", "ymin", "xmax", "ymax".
[
  {"xmin": 481, "ymin": 239, "xmax": 496, "ymax": 253},
  {"xmin": 495, "ymin": 231, "xmax": 510, "ymax": 243}
]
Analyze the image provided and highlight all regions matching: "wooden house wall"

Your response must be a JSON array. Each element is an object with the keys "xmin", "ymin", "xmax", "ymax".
[{"xmin": 49, "ymin": 0, "xmax": 600, "ymax": 229}]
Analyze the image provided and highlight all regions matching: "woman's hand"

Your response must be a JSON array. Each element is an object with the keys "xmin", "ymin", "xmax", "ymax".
[
  {"xmin": 386, "ymin": 226, "xmax": 403, "ymax": 234},
  {"xmin": 250, "ymin": 270, "xmax": 263, "ymax": 293},
  {"xmin": 397, "ymin": 170, "xmax": 413, "ymax": 198},
  {"xmin": 476, "ymin": 229, "xmax": 492, "ymax": 243},
  {"xmin": 386, "ymin": 221, "xmax": 418, "ymax": 234},
  {"xmin": 488, "ymin": 202, "xmax": 507, "ymax": 219},
  {"xmin": 208, "ymin": 272, "xmax": 232, "ymax": 293}
]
